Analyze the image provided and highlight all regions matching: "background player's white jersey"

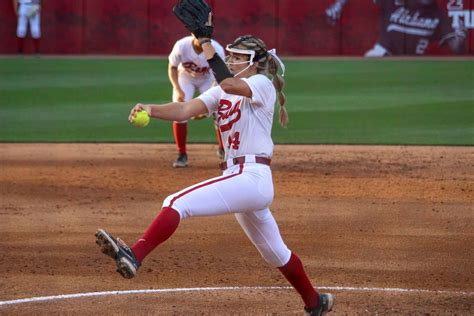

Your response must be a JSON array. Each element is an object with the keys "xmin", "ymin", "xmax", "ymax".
[
  {"xmin": 198, "ymin": 74, "xmax": 276, "ymax": 160},
  {"xmin": 169, "ymin": 36, "xmax": 225, "ymax": 78}
]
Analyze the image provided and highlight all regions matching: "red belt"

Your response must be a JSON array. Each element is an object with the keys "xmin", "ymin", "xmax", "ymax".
[{"xmin": 219, "ymin": 156, "xmax": 271, "ymax": 171}]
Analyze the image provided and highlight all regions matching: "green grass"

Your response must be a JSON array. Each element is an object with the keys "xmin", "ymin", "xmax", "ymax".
[{"xmin": 0, "ymin": 57, "xmax": 472, "ymax": 145}]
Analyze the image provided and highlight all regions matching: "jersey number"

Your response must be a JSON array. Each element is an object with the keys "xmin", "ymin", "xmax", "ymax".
[
  {"xmin": 227, "ymin": 132, "xmax": 241, "ymax": 150},
  {"xmin": 447, "ymin": 0, "xmax": 463, "ymax": 10},
  {"xmin": 416, "ymin": 38, "xmax": 429, "ymax": 55}
]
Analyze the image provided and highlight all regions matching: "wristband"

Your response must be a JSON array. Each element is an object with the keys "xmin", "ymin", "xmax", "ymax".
[{"xmin": 207, "ymin": 53, "xmax": 233, "ymax": 83}]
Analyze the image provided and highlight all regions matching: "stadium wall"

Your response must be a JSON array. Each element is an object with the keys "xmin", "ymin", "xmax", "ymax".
[{"xmin": 0, "ymin": 0, "xmax": 472, "ymax": 55}]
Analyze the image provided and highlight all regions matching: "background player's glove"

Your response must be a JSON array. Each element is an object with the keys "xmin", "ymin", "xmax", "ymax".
[{"xmin": 173, "ymin": 0, "xmax": 213, "ymax": 39}]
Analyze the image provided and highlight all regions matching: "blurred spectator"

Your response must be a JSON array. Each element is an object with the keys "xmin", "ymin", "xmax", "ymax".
[
  {"xmin": 13, "ymin": 0, "xmax": 41, "ymax": 54},
  {"xmin": 326, "ymin": 0, "xmax": 466, "ymax": 56}
]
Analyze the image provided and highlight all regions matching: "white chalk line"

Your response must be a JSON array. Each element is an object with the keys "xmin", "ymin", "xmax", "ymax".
[{"xmin": 0, "ymin": 285, "xmax": 472, "ymax": 307}]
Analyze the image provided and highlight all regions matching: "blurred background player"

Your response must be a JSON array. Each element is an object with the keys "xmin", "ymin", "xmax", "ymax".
[
  {"xmin": 13, "ymin": 0, "xmax": 41, "ymax": 54},
  {"xmin": 168, "ymin": 35, "xmax": 226, "ymax": 167},
  {"xmin": 325, "ymin": 0, "xmax": 466, "ymax": 56}
]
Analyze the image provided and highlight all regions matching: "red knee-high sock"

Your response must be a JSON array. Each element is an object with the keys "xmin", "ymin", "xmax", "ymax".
[
  {"xmin": 215, "ymin": 124, "xmax": 224, "ymax": 151},
  {"xmin": 17, "ymin": 37, "xmax": 25, "ymax": 53},
  {"xmin": 131, "ymin": 207, "xmax": 181, "ymax": 263},
  {"xmin": 173, "ymin": 122, "xmax": 187, "ymax": 154},
  {"xmin": 278, "ymin": 252, "xmax": 319, "ymax": 309}
]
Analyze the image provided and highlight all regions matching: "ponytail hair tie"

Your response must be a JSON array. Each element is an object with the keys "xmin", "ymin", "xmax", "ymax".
[{"xmin": 267, "ymin": 48, "xmax": 286, "ymax": 77}]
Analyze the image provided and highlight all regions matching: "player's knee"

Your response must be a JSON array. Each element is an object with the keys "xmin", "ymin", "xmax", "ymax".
[
  {"xmin": 17, "ymin": 27, "xmax": 27, "ymax": 38},
  {"xmin": 31, "ymin": 29, "xmax": 41, "ymax": 39},
  {"xmin": 162, "ymin": 197, "xmax": 187, "ymax": 220},
  {"xmin": 259, "ymin": 246, "xmax": 292, "ymax": 268}
]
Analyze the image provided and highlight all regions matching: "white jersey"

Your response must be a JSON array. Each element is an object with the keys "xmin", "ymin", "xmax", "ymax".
[
  {"xmin": 168, "ymin": 36, "xmax": 225, "ymax": 78},
  {"xmin": 198, "ymin": 74, "xmax": 276, "ymax": 159},
  {"xmin": 164, "ymin": 73, "xmax": 291, "ymax": 269}
]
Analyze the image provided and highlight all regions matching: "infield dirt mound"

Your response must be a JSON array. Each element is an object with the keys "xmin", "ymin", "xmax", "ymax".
[{"xmin": 0, "ymin": 144, "xmax": 472, "ymax": 315}]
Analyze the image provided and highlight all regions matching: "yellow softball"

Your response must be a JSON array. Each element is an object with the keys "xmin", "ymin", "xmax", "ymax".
[{"xmin": 131, "ymin": 111, "xmax": 150, "ymax": 128}]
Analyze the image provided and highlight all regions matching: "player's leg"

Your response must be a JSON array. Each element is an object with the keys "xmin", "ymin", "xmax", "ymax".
[
  {"xmin": 172, "ymin": 75, "xmax": 195, "ymax": 167},
  {"xmin": 234, "ymin": 209, "xmax": 325, "ymax": 312},
  {"xmin": 191, "ymin": 77, "xmax": 211, "ymax": 120},
  {"xmin": 130, "ymin": 164, "xmax": 274, "ymax": 264},
  {"xmin": 96, "ymin": 165, "xmax": 271, "ymax": 278},
  {"xmin": 30, "ymin": 10, "xmax": 41, "ymax": 54},
  {"xmin": 235, "ymin": 208, "xmax": 291, "ymax": 267},
  {"xmin": 198, "ymin": 78, "xmax": 225, "ymax": 159},
  {"xmin": 214, "ymin": 118, "xmax": 225, "ymax": 159},
  {"xmin": 16, "ymin": 5, "xmax": 28, "ymax": 53},
  {"xmin": 95, "ymin": 170, "xmax": 242, "ymax": 278}
]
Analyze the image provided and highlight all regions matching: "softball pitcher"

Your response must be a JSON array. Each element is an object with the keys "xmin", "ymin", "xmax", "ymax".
[
  {"xmin": 13, "ymin": 0, "xmax": 41, "ymax": 54},
  {"xmin": 95, "ymin": 1, "xmax": 334, "ymax": 315},
  {"xmin": 168, "ymin": 35, "xmax": 226, "ymax": 167}
]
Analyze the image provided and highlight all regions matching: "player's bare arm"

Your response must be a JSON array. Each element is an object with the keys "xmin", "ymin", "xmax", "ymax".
[
  {"xmin": 220, "ymin": 77, "xmax": 252, "ymax": 97},
  {"xmin": 167, "ymin": 64, "xmax": 185, "ymax": 102},
  {"xmin": 129, "ymin": 99, "xmax": 207, "ymax": 123}
]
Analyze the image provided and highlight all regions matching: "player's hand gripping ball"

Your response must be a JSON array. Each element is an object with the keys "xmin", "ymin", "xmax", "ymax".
[{"xmin": 131, "ymin": 111, "xmax": 150, "ymax": 128}]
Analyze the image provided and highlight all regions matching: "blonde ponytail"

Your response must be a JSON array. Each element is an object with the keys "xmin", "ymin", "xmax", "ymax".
[{"xmin": 268, "ymin": 57, "xmax": 288, "ymax": 128}]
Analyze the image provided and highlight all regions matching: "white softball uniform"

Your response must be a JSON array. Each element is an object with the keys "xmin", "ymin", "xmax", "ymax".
[
  {"xmin": 16, "ymin": 0, "xmax": 41, "ymax": 39},
  {"xmin": 162, "ymin": 74, "xmax": 292, "ymax": 267},
  {"xmin": 168, "ymin": 36, "xmax": 225, "ymax": 102}
]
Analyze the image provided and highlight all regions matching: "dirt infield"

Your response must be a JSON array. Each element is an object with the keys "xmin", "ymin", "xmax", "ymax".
[{"xmin": 0, "ymin": 143, "xmax": 473, "ymax": 315}]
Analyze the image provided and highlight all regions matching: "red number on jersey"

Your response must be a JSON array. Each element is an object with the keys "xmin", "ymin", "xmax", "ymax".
[{"xmin": 227, "ymin": 132, "xmax": 240, "ymax": 150}]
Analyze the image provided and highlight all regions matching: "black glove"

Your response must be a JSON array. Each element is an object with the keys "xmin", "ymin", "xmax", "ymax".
[{"xmin": 173, "ymin": 0, "xmax": 213, "ymax": 39}]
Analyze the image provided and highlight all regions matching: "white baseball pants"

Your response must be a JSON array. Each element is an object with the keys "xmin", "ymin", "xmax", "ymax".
[
  {"xmin": 162, "ymin": 163, "xmax": 292, "ymax": 267},
  {"xmin": 17, "ymin": 4, "xmax": 41, "ymax": 39}
]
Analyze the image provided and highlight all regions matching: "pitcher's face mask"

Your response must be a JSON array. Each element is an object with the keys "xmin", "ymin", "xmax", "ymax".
[{"xmin": 225, "ymin": 45, "xmax": 256, "ymax": 77}]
